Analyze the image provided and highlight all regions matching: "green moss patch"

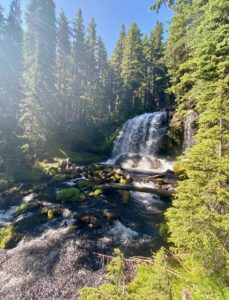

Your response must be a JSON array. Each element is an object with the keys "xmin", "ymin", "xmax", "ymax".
[
  {"xmin": 88, "ymin": 188, "xmax": 103, "ymax": 197},
  {"xmin": 57, "ymin": 188, "xmax": 83, "ymax": 202},
  {"xmin": 0, "ymin": 225, "xmax": 21, "ymax": 249},
  {"xmin": 16, "ymin": 201, "xmax": 39, "ymax": 216}
]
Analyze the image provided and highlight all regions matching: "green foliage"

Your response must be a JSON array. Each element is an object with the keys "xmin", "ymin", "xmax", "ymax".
[
  {"xmin": 121, "ymin": 22, "xmax": 145, "ymax": 116},
  {"xmin": 173, "ymin": 161, "xmax": 186, "ymax": 177},
  {"xmin": 150, "ymin": 1, "xmax": 174, "ymax": 12},
  {"xmin": 159, "ymin": 223, "xmax": 169, "ymax": 240},
  {"xmin": 20, "ymin": 0, "xmax": 56, "ymax": 159},
  {"xmin": 57, "ymin": 188, "xmax": 82, "ymax": 202},
  {"xmin": 80, "ymin": 248, "xmax": 126, "ymax": 300}
]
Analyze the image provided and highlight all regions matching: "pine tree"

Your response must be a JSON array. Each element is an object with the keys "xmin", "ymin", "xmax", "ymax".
[
  {"xmin": 167, "ymin": 0, "xmax": 229, "ymax": 285},
  {"xmin": 95, "ymin": 36, "xmax": 110, "ymax": 117},
  {"xmin": 84, "ymin": 18, "xmax": 97, "ymax": 123},
  {"xmin": 141, "ymin": 22, "xmax": 168, "ymax": 111},
  {"xmin": 5, "ymin": 0, "xmax": 23, "ymax": 120},
  {"xmin": 0, "ymin": 4, "xmax": 6, "ymax": 174},
  {"xmin": 0, "ymin": 4, "xmax": 6, "ymax": 109},
  {"xmin": 150, "ymin": 22, "xmax": 167, "ymax": 110},
  {"xmin": 72, "ymin": 7, "xmax": 86, "ymax": 123},
  {"xmin": 20, "ymin": 0, "xmax": 56, "ymax": 160},
  {"xmin": 110, "ymin": 25, "xmax": 126, "ymax": 114},
  {"xmin": 150, "ymin": 0, "xmax": 174, "ymax": 12},
  {"xmin": 165, "ymin": 0, "xmax": 209, "ymax": 113},
  {"xmin": 56, "ymin": 10, "xmax": 72, "ymax": 127},
  {"xmin": 0, "ymin": 1, "xmax": 24, "ymax": 175},
  {"xmin": 121, "ymin": 22, "xmax": 145, "ymax": 116}
]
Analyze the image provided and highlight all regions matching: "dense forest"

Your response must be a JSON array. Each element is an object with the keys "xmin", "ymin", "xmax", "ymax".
[
  {"xmin": 0, "ymin": 0, "xmax": 171, "ymax": 185},
  {"xmin": 0, "ymin": 0, "xmax": 228, "ymax": 299}
]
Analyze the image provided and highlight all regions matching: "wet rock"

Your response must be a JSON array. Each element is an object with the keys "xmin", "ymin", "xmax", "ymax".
[
  {"xmin": 79, "ymin": 215, "xmax": 100, "ymax": 228},
  {"xmin": 61, "ymin": 208, "xmax": 73, "ymax": 219},
  {"xmin": 103, "ymin": 209, "xmax": 120, "ymax": 221}
]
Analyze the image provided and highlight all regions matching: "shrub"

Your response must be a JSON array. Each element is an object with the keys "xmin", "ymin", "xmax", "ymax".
[{"xmin": 159, "ymin": 223, "xmax": 169, "ymax": 240}]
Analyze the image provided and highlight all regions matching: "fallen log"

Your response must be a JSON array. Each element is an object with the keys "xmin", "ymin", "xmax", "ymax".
[
  {"xmin": 93, "ymin": 252, "xmax": 152, "ymax": 265},
  {"xmin": 96, "ymin": 183, "xmax": 173, "ymax": 198}
]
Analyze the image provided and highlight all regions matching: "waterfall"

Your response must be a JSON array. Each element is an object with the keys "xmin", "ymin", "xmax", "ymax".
[
  {"xmin": 108, "ymin": 112, "xmax": 173, "ymax": 171},
  {"xmin": 183, "ymin": 110, "xmax": 198, "ymax": 150}
]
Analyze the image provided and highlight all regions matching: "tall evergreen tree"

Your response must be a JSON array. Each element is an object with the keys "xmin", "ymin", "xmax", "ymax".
[
  {"xmin": 20, "ymin": 0, "xmax": 56, "ymax": 159},
  {"xmin": 121, "ymin": 22, "xmax": 145, "ymax": 116},
  {"xmin": 84, "ymin": 18, "xmax": 97, "ymax": 123},
  {"xmin": 165, "ymin": 0, "xmax": 208, "ymax": 112},
  {"xmin": 0, "ymin": 4, "xmax": 6, "ymax": 108},
  {"xmin": 0, "ymin": 1, "xmax": 24, "ymax": 174},
  {"xmin": 149, "ymin": 22, "xmax": 167, "ymax": 110},
  {"xmin": 167, "ymin": 0, "xmax": 229, "ymax": 280},
  {"xmin": 0, "ymin": 4, "xmax": 6, "ymax": 173},
  {"xmin": 5, "ymin": 0, "xmax": 23, "ymax": 120},
  {"xmin": 110, "ymin": 25, "xmax": 126, "ymax": 114},
  {"xmin": 141, "ymin": 22, "xmax": 168, "ymax": 111},
  {"xmin": 56, "ymin": 10, "xmax": 71, "ymax": 126},
  {"xmin": 95, "ymin": 36, "xmax": 110, "ymax": 117},
  {"xmin": 72, "ymin": 7, "xmax": 86, "ymax": 123}
]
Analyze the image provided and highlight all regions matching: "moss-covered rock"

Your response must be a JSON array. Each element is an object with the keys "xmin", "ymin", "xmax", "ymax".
[
  {"xmin": 76, "ymin": 180, "xmax": 92, "ymax": 191},
  {"xmin": 159, "ymin": 113, "xmax": 184, "ymax": 157},
  {"xmin": 120, "ymin": 190, "xmax": 130, "ymax": 204},
  {"xmin": 0, "ymin": 225, "xmax": 21, "ymax": 249},
  {"xmin": 0, "ymin": 179, "xmax": 9, "ymax": 192},
  {"xmin": 42, "ymin": 207, "xmax": 56, "ymax": 219},
  {"xmin": 57, "ymin": 188, "xmax": 82, "ymax": 202},
  {"xmin": 103, "ymin": 209, "xmax": 120, "ymax": 221},
  {"xmin": 80, "ymin": 215, "xmax": 100, "ymax": 228},
  {"xmin": 88, "ymin": 189, "xmax": 103, "ymax": 197},
  {"xmin": 16, "ymin": 201, "xmax": 39, "ymax": 216},
  {"xmin": 51, "ymin": 173, "xmax": 67, "ymax": 183}
]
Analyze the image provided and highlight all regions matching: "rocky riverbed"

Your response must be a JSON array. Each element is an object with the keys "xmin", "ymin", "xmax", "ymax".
[{"xmin": 0, "ymin": 163, "xmax": 176, "ymax": 299}]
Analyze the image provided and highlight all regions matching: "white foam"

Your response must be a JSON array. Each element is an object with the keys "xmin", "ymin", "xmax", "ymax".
[
  {"xmin": 60, "ymin": 218, "xmax": 76, "ymax": 227},
  {"xmin": 109, "ymin": 221, "xmax": 138, "ymax": 243},
  {"xmin": 157, "ymin": 159, "xmax": 174, "ymax": 172},
  {"xmin": 14, "ymin": 212, "xmax": 34, "ymax": 223},
  {"xmin": 22, "ymin": 193, "xmax": 36, "ymax": 203},
  {"xmin": 0, "ymin": 207, "xmax": 17, "ymax": 226},
  {"xmin": 63, "ymin": 177, "xmax": 88, "ymax": 187},
  {"xmin": 130, "ymin": 192, "xmax": 164, "ymax": 212},
  {"xmin": 63, "ymin": 180, "xmax": 76, "ymax": 187}
]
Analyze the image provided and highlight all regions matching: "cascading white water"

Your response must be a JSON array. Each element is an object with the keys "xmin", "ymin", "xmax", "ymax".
[
  {"xmin": 108, "ymin": 112, "xmax": 173, "ymax": 171},
  {"xmin": 113, "ymin": 112, "xmax": 167, "ymax": 157},
  {"xmin": 183, "ymin": 110, "xmax": 198, "ymax": 150}
]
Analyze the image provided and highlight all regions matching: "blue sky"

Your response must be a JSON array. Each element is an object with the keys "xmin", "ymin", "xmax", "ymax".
[{"xmin": 1, "ymin": 0, "xmax": 173, "ymax": 55}]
